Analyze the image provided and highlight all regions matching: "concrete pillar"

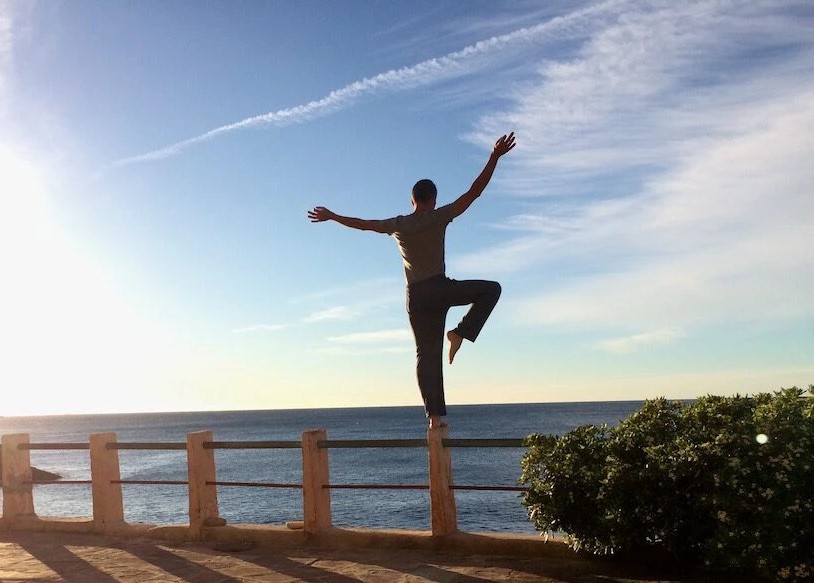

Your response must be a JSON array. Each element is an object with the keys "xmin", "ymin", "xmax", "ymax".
[
  {"xmin": 428, "ymin": 425, "xmax": 457, "ymax": 535},
  {"xmin": 187, "ymin": 430, "xmax": 224, "ymax": 538},
  {"xmin": 301, "ymin": 429, "xmax": 332, "ymax": 535},
  {"xmin": 89, "ymin": 432, "xmax": 124, "ymax": 531},
  {"xmin": 1, "ymin": 433, "xmax": 36, "ymax": 519}
]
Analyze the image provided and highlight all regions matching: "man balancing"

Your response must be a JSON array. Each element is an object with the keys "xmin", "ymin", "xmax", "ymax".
[{"xmin": 308, "ymin": 132, "xmax": 516, "ymax": 429}]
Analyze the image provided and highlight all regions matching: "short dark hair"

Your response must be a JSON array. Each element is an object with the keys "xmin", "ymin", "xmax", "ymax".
[{"xmin": 412, "ymin": 179, "xmax": 437, "ymax": 203}]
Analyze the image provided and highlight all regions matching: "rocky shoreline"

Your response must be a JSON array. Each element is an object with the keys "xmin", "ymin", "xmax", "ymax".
[{"xmin": 0, "ymin": 452, "xmax": 62, "ymax": 482}]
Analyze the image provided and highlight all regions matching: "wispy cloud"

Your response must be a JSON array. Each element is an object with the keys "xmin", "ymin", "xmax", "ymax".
[
  {"xmin": 296, "ymin": 278, "xmax": 404, "ymax": 327},
  {"xmin": 232, "ymin": 323, "xmax": 287, "ymax": 334},
  {"xmin": 319, "ymin": 327, "xmax": 413, "ymax": 355},
  {"xmin": 316, "ymin": 345, "xmax": 412, "ymax": 356},
  {"xmin": 468, "ymin": 1, "xmax": 814, "ymax": 187},
  {"xmin": 451, "ymin": 0, "xmax": 814, "ymax": 338},
  {"xmin": 0, "ymin": 3, "xmax": 14, "ymax": 107},
  {"xmin": 593, "ymin": 327, "xmax": 683, "ymax": 354},
  {"xmin": 505, "ymin": 95, "xmax": 814, "ymax": 330},
  {"xmin": 292, "ymin": 277, "xmax": 401, "ymax": 303},
  {"xmin": 246, "ymin": 280, "xmax": 403, "ymax": 334},
  {"xmin": 112, "ymin": 1, "xmax": 623, "ymax": 166},
  {"xmin": 327, "ymin": 328, "xmax": 412, "ymax": 344},
  {"xmin": 303, "ymin": 306, "xmax": 358, "ymax": 323}
]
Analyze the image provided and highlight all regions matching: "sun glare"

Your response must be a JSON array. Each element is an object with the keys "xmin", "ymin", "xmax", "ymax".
[{"xmin": 0, "ymin": 147, "xmax": 183, "ymax": 416}]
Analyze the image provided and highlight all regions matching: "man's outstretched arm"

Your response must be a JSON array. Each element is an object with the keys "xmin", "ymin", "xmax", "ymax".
[
  {"xmin": 308, "ymin": 206, "xmax": 390, "ymax": 233},
  {"xmin": 449, "ymin": 132, "xmax": 516, "ymax": 219}
]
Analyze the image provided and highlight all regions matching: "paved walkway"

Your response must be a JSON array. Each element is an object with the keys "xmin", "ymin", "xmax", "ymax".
[{"xmin": 0, "ymin": 531, "xmax": 698, "ymax": 582}]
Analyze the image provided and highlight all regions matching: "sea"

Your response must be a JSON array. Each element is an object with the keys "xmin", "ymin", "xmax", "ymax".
[{"xmin": 0, "ymin": 402, "xmax": 643, "ymax": 534}]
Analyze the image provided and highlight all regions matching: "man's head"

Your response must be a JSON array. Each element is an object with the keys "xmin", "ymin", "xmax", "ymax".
[{"xmin": 411, "ymin": 179, "xmax": 437, "ymax": 209}]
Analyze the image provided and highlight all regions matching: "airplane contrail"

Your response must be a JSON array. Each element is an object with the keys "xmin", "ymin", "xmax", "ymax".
[{"xmin": 112, "ymin": 1, "xmax": 620, "ymax": 167}]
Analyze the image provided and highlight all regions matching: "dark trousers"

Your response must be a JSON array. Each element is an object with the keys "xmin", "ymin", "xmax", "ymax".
[{"xmin": 406, "ymin": 275, "xmax": 501, "ymax": 417}]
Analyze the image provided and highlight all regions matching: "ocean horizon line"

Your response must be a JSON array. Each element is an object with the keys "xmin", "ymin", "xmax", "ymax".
[{"xmin": 0, "ymin": 398, "xmax": 656, "ymax": 421}]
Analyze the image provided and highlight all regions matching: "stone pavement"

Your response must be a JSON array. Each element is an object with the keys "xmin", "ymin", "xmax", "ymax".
[{"xmin": 0, "ymin": 531, "xmax": 698, "ymax": 582}]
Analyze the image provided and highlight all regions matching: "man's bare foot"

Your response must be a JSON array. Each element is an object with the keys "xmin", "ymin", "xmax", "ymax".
[
  {"xmin": 447, "ymin": 330, "xmax": 463, "ymax": 364},
  {"xmin": 428, "ymin": 415, "xmax": 448, "ymax": 429}
]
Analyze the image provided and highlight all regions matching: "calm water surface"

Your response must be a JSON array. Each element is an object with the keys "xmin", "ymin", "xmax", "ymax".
[{"xmin": 0, "ymin": 402, "xmax": 642, "ymax": 532}]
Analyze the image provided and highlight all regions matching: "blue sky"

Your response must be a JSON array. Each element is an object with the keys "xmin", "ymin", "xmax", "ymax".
[{"xmin": 1, "ymin": 0, "xmax": 812, "ymax": 415}]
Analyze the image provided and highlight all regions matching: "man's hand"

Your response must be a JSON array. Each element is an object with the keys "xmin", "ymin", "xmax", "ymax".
[
  {"xmin": 307, "ymin": 207, "xmax": 388, "ymax": 232},
  {"xmin": 448, "ymin": 131, "xmax": 516, "ymax": 219},
  {"xmin": 493, "ymin": 132, "xmax": 516, "ymax": 158},
  {"xmin": 308, "ymin": 206, "xmax": 335, "ymax": 222}
]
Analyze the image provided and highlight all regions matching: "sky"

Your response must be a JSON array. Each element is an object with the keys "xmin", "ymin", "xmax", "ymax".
[{"xmin": 1, "ymin": 0, "xmax": 812, "ymax": 416}]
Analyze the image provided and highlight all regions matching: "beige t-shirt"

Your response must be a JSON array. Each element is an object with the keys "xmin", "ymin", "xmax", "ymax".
[{"xmin": 380, "ymin": 204, "xmax": 456, "ymax": 284}]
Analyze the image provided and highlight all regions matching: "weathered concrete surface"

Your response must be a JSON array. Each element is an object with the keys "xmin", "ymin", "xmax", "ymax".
[{"xmin": 0, "ymin": 530, "xmax": 707, "ymax": 582}]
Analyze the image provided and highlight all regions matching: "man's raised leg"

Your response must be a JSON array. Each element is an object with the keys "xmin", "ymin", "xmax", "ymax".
[{"xmin": 446, "ymin": 279, "xmax": 501, "ymax": 363}]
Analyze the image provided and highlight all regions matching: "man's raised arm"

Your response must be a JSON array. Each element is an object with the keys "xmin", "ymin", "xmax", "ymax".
[
  {"xmin": 307, "ymin": 206, "xmax": 390, "ymax": 233},
  {"xmin": 449, "ymin": 132, "xmax": 516, "ymax": 219}
]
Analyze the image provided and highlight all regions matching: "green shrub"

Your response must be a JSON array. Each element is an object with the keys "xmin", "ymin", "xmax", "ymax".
[{"xmin": 520, "ymin": 386, "xmax": 814, "ymax": 581}]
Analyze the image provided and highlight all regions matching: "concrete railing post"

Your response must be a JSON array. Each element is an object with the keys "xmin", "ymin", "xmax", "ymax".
[
  {"xmin": 1, "ymin": 433, "xmax": 36, "ymax": 520},
  {"xmin": 187, "ymin": 430, "xmax": 225, "ymax": 538},
  {"xmin": 301, "ymin": 429, "xmax": 332, "ymax": 535},
  {"xmin": 89, "ymin": 432, "xmax": 125, "ymax": 532},
  {"xmin": 428, "ymin": 425, "xmax": 457, "ymax": 535}
]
